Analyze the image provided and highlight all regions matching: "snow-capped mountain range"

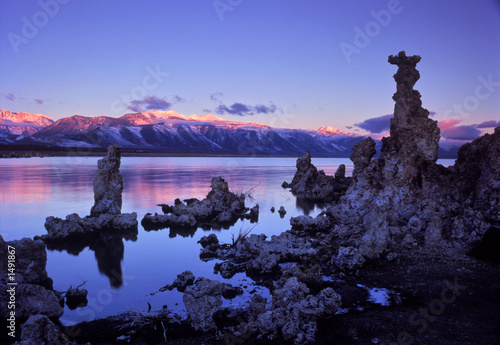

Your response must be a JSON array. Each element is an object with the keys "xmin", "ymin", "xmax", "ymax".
[
  {"xmin": 0, "ymin": 110, "xmax": 459, "ymax": 157},
  {"xmin": 0, "ymin": 110, "xmax": 54, "ymax": 135}
]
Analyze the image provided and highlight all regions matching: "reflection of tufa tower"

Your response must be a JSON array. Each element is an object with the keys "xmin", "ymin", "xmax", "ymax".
[{"xmin": 92, "ymin": 235, "xmax": 125, "ymax": 288}]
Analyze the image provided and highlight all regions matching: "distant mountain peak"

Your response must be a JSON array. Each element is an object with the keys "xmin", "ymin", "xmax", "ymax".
[
  {"xmin": 188, "ymin": 113, "xmax": 226, "ymax": 122},
  {"xmin": 317, "ymin": 126, "xmax": 358, "ymax": 137},
  {"xmin": 0, "ymin": 110, "xmax": 54, "ymax": 136}
]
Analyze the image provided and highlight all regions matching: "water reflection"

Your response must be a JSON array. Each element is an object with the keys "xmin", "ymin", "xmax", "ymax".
[
  {"xmin": 1, "ymin": 156, "xmax": 348, "ymax": 322},
  {"xmin": 45, "ymin": 231, "xmax": 137, "ymax": 288},
  {"xmin": 93, "ymin": 235, "xmax": 125, "ymax": 288},
  {"xmin": 295, "ymin": 198, "xmax": 326, "ymax": 216}
]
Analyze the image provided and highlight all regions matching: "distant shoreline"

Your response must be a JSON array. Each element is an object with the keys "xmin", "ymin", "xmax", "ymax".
[
  {"xmin": 0, "ymin": 147, "xmax": 459, "ymax": 160},
  {"xmin": 0, "ymin": 148, "xmax": 337, "ymax": 159}
]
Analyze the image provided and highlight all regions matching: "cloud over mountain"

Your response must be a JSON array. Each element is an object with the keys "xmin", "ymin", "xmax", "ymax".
[
  {"xmin": 438, "ymin": 119, "xmax": 482, "ymax": 141},
  {"xmin": 215, "ymin": 102, "xmax": 278, "ymax": 116},
  {"xmin": 354, "ymin": 114, "xmax": 393, "ymax": 133},
  {"xmin": 477, "ymin": 120, "xmax": 500, "ymax": 128},
  {"xmin": 127, "ymin": 96, "xmax": 172, "ymax": 112}
]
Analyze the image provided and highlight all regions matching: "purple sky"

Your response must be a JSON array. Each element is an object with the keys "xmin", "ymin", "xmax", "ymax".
[{"xmin": 0, "ymin": 0, "xmax": 499, "ymax": 141}]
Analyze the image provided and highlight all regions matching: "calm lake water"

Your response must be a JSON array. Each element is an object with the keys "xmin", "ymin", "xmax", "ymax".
[{"xmin": 0, "ymin": 156, "xmax": 455, "ymax": 324}]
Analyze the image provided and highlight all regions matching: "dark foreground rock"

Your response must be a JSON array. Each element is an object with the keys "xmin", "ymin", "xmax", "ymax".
[
  {"xmin": 14, "ymin": 314, "xmax": 77, "ymax": 345},
  {"xmin": 0, "ymin": 236, "xmax": 65, "ymax": 344},
  {"xmin": 142, "ymin": 176, "xmax": 259, "ymax": 231},
  {"xmin": 43, "ymin": 145, "xmax": 138, "ymax": 240},
  {"xmin": 0, "ymin": 236, "xmax": 63, "ymax": 322}
]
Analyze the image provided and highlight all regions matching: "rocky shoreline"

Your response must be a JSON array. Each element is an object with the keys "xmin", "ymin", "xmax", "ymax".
[{"xmin": 1, "ymin": 52, "xmax": 499, "ymax": 344}]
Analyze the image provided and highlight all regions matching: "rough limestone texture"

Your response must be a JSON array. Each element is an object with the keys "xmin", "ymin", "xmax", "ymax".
[
  {"xmin": 44, "ymin": 212, "xmax": 138, "ymax": 239},
  {"xmin": 44, "ymin": 146, "xmax": 138, "ymax": 240},
  {"xmin": 91, "ymin": 145, "xmax": 123, "ymax": 216},
  {"xmin": 240, "ymin": 277, "xmax": 341, "ymax": 344},
  {"xmin": 142, "ymin": 176, "xmax": 257, "ymax": 230},
  {"xmin": 183, "ymin": 277, "xmax": 224, "ymax": 331},
  {"xmin": 282, "ymin": 151, "xmax": 352, "ymax": 202},
  {"xmin": 0, "ymin": 237, "xmax": 52, "ymax": 288},
  {"xmin": 161, "ymin": 270, "xmax": 196, "ymax": 293},
  {"xmin": 0, "ymin": 236, "xmax": 63, "ymax": 320},
  {"xmin": 205, "ymin": 232, "xmax": 317, "ymax": 278},
  {"xmin": 14, "ymin": 314, "xmax": 76, "ymax": 345},
  {"xmin": 288, "ymin": 52, "xmax": 499, "ymax": 269},
  {"xmin": 451, "ymin": 127, "xmax": 500, "ymax": 223}
]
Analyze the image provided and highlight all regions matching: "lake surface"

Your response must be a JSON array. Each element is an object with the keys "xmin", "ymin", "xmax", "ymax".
[{"xmin": 0, "ymin": 156, "xmax": 455, "ymax": 324}]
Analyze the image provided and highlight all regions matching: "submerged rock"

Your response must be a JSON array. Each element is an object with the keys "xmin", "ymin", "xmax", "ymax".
[
  {"xmin": 44, "ymin": 146, "xmax": 138, "ymax": 240},
  {"xmin": 142, "ymin": 176, "xmax": 258, "ymax": 231},
  {"xmin": 160, "ymin": 270, "xmax": 196, "ymax": 293},
  {"xmin": 65, "ymin": 286, "xmax": 88, "ymax": 310}
]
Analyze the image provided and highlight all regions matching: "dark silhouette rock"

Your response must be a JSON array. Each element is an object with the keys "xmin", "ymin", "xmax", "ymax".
[
  {"xmin": 65, "ymin": 287, "xmax": 88, "ymax": 310},
  {"xmin": 0, "ymin": 236, "xmax": 63, "ymax": 321},
  {"xmin": 283, "ymin": 151, "xmax": 352, "ymax": 202},
  {"xmin": 350, "ymin": 137, "xmax": 376, "ymax": 181},
  {"xmin": 16, "ymin": 314, "xmax": 76, "ymax": 345},
  {"xmin": 452, "ymin": 127, "xmax": 500, "ymax": 223},
  {"xmin": 469, "ymin": 226, "xmax": 500, "ymax": 263}
]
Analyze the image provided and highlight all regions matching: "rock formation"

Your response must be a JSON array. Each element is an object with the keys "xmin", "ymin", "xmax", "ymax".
[
  {"xmin": 157, "ymin": 270, "xmax": 196, "ymax": 293},
  {"xmin": 0, "ymin": 236, "xmax": 63, "ymax": 321},
  {"xmin": 451, "ymin": 127, "xmax": 500, "ymax": 223},
  {"xmin": 142, "ymin": 176, "xmax": 258, "ymax": 231},
  {"xmin": 14, "ymin": 314, "xmax": 77, "ymax": 345},
  {"xmin": 289, "ymin": 51, "xmax": 499, "ymax": 267},
  {"xmin": 182, "ymin": 277, "xmax": 242, "ymax": 331},
  {"xmin": 199, "ymin": 232, "xmax": 317, "ymax": 278},
  {"xmin": 282, "ymin": 151, "xmax": 352, "ymax": 202},
  {"xmin": 239, "ymin": 277, "xmax": 341, "ymax": 344},
  {"xmin": 43, "ymin": 145, "xmax": 138, "ymax": 240},
  {"xmin": 90, "ymin": 145, "xmax": 123, "ymax": 216}
]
